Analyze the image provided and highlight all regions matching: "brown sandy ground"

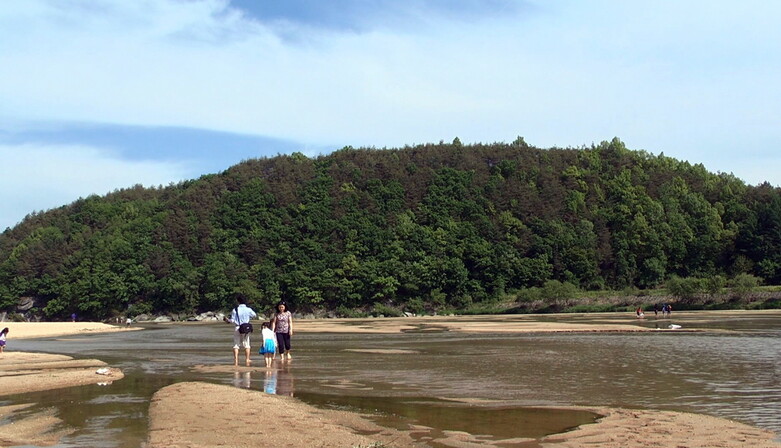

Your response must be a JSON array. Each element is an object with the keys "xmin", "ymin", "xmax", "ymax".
[
  {"xmin": 147, "ymin": 382, "xmax": 781, "ymax": 448},
  {"xmin": 295, "ymin": 314, "xmax": 669, "ymax": 334},
  {"xmin": 0, "ymin": 352, "xmax": 123, "ymax": 396},
  {"xmin": 540, "ymin": 407, "xmax": 781, "ymax": 448},
  {"xmin": 293, "ymin": 310, "xmax": 781, "ymax": 334},
  {"xmin": 0, "ymin": 403, "xmax": 76, "ymax": 447},
  {"xmin": 0, "ymin": 352, "xmax": 124, "ymax": 447},
  {"xmin": 3, "ymin": 321, "xmax": 139, "ymax": 340},
  {"xmin": 146, "ymin": 381, "xmax": 423, "ymax": 448}
]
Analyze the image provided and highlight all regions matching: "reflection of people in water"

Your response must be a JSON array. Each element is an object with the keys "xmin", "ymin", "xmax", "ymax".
[
  {"xmin": 263, "ymin": 369, "xmax": 277, "ymax": 394},
  {"xmin": 233, "ymin": 371, "xmax": 251, "ymax": 389},
  {"xmin": 275, "ymin": 365, "xmax": 295, "ymax": 397}
]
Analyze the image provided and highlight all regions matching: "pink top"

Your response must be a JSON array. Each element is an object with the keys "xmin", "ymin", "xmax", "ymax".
[{"xmin": 275, "ymin": 311, "xmax": 292, "ymax": 333}]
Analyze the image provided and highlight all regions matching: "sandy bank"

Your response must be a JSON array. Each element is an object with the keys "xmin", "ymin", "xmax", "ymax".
[
  {"xmin": 0, "ymin": 352, "xmax": 123, "ymax": 396},
  {"xmin": 146, "ymin": 381, "xmax": 420, "ymax": 448},
  {"xmin": 0, "ymin": 352, "xmax": 124, "ymax": 447},
  {"xmin": 292, "ymin": 309, "xmax": 781, "ymax": 334},
  {"xmin": 540, "ymin": 406, "xmax": 781, "ymax": 448},
  {"xmin": 0, "ymin": 403, "xmax": 75, "ymax": 447},
  {"xmin": 0, "ymin": 321, "xmax": 139, "ymax": 340},
  {"xmin": 147, "ymin": 382, "xmax": 781, "ymax": 448},
  {"xmin": 295, "ymin": 314, "xmax": 666, "ymax": 334}
]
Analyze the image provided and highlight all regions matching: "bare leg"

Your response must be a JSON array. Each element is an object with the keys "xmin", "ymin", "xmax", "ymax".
[
  {"xmin": 233, "ymin": 348, "xmax": 239, "ymax": 366},
  {"xmin": 244, "ymin": 348, "xmax": 252, "ymax": 366}
]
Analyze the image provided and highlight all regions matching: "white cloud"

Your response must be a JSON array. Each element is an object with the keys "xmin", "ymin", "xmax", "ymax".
[
  {"xmin": 1, "ymin": 0, "xmax": 780, "ymax": 190},
  {"xmin": 0, "ymin": 144, "xmax": 189, "ymax": 229}
]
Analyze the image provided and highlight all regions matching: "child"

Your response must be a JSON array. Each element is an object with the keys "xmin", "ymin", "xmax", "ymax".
[
  {"xmin": 259, "ymin": 322, "xmax": 277, "ymax": 368},
  {"xmin": 0, "ymin": 327, "xmax": 8, "ymax": 353}
]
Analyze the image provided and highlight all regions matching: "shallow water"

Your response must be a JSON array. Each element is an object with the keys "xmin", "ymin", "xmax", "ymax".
[{"xmin": 6, "ymin": 312, "xmax": 781, "ymax": 447}]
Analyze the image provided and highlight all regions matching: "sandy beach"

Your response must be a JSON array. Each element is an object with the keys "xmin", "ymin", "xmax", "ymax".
[
  {"xmin": 2, "ymin": 314, "xmax": 781, "ymax": 447},
  {"xmin": 3, "ymin": 321, "xmax": 139, "ymax": 339}
]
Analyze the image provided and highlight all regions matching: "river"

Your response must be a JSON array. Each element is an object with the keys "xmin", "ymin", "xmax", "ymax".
[{"xmin": 6, "ymin": 311, "xmax": 781, "ymax": 447}]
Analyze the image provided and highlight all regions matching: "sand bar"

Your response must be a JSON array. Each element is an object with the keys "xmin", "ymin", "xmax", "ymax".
[
  {"xmin": 0, "ymin": 352, "xmax": 124, "ymax": 397},
  {"xmin": 146, "ymin": 381, "xmax": 781, "ymax": 448},
  {"xmin": 0, "ymin": 321, "xmax": 138, "ymax": 340},
  {"xmin": 0, "ymin": 352, "xmax": 125, "ymax": 447},
  {"xmin": 146, "ymin": 381, "xmax": 420, "ymax": 448}
]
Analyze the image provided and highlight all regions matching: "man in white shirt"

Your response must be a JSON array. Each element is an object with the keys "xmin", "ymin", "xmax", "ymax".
[{"xmin": 224, "ymin": 295, "xmax": 258, "ymax": 366}]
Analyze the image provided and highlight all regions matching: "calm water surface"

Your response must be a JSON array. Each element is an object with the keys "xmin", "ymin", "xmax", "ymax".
[{"xmin": 5, "ymin": 312, "xmax": 781, "ymax": 447}]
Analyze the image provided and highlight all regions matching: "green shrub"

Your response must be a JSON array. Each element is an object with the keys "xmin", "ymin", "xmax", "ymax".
[
  {"xmin": 540, "ymin": 280, "xmax": 579, "ymax": 301},
  {"xmin": 371, "ymin": 303, "xmax": 403, "ymax": 317},
  {"xmin": 731, "ymin": 273, "xmax": 762, "ymax": 296},
  {"xmin": 666, "ymin": 276, "xmax": 704, "ymax": 301},
  {"xmin": 335, "ymin": 305, "xmax": 368, "ymax": 318},
  {"xmin": 705, "ymin": 275, "xmax": 727, "ymax": 295},
  {"xmin": 404, "ymin": 298, "xmax": 426, "ymax": 315},
  {"xmin": 515, "ymin": 287, "xmax": 542, "ymax": 303}
]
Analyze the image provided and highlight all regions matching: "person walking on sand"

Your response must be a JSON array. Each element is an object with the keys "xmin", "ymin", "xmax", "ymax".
[
  {"xmin": 223, "ymin": 295, "xmax": 257, "ymax": 367},
  {"xmin": 272, "ymin": 302, "xmax": 293, "ymax": 360},
  {"xmin": 0, "ymin": 327, "xmax": 8, "ymax": 353},
  {"xmin": 259, "ymin": 322, "xmax": 277, "ymax": 368}
]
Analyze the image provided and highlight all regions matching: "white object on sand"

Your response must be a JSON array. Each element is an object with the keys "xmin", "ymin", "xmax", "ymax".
[
  {"xmin": 668, "ymin": 324, "xmax": 682, "ymax": 329},
  {"xmin": 95, "ymin": 367, "xmax": 111, "ymax": 375}
]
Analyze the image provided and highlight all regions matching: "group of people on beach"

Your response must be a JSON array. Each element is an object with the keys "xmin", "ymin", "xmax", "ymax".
[
  {"xmin": 224, "ymin": 295, "xmax": 293, "ymax": 368},
  {"xmin": 636, "ymin": 303, "xmax": 673, "ymax": 319}
]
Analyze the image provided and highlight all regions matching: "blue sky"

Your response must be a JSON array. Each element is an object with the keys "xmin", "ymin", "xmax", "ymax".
[{"xmin": 1, "ymin": 0, "xmax": 780, "ymax": 230}]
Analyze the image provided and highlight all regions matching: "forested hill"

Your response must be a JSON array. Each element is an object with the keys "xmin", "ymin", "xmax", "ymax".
[{"xmin": 2, "ymin": 137, "xmax": 781, "ymax": 320}]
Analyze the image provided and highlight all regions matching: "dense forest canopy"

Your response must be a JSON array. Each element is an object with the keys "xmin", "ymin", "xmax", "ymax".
[{"xmin": 2, "ymin": 138, "xmax": 780, "ymax": 319}]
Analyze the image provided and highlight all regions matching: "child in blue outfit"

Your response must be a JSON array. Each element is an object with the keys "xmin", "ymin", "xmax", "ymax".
[{"xmin": 259, "ymin": 322, "xmax": 277, "ymax": 367}]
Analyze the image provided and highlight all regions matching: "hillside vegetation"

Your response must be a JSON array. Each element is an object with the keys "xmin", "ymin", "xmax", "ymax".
[{"xmin": 1, "ymin": 138, "xmax": 780, "ymax": 320}]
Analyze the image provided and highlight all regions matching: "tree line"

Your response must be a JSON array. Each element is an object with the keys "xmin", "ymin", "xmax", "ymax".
[{"xmin": 1, "ymin": 137, "xmax": 780, "ymax": 320}]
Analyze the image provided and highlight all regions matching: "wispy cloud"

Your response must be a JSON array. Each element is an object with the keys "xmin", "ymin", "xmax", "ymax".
[
  {"xmin": 0, "ymin": 144, "xmax": 189, "ymax": 229},
  {"xmin": 0, "ymin": 0, "xmax": 780, "ymax": 229}
]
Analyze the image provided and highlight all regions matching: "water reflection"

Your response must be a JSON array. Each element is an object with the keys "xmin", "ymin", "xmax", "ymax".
[
  {"xmin": 263, "ymin": 369, "xmax": 276, "ymax": 394},
  {"xmin": 233, "ymin": 371, "xmax": 251, "ymax": 389}
]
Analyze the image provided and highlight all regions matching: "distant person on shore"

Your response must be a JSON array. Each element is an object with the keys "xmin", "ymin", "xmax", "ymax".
[
  {"xmin": 665, "ymin": 303, "xmax": 672, "ymax": 317},
  {"xmin": 126, "ymin": 317, "xmax": 132, "ymax": 327},
  {"xmin": 71, "ymin": 313, "xmax": 77, "ymax": 322},
  {"xmin": 0, "ymin": 327, "xmax": 8, "ymax": 353},
  {"xmin": 636, "ymin": 307, "xmax": 645, "ymax": 318},
  {"xmin": 271, "ymin": 301, "xmax": 293, "ymax": 361},
  {"xmin": 223, "ymin": 295, "xmax": 257, "ymax": 367},
  {"xmin": 259, "ymin": 322, "xmax": 277, "ymax": 368},
  {"xmin": 653, "ymin": 304, "xmax": 659, "ymax": 317}
]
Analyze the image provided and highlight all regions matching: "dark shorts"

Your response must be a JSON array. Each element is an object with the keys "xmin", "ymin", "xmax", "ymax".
[{"xmin": 276, "ymin": 332, "xmax": 291, "ymax": 352}]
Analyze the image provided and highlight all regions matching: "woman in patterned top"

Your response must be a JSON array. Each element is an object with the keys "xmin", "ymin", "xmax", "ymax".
[{"xmin": 271, "ymin": 302, "xmax": 294, "ymax": 360}]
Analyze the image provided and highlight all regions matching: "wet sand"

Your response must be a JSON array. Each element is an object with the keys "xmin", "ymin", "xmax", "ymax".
[
  {"xmin": 540, "ymin": 407, "xmax": 781, "ymax": 448},
  {"xmin": 0, "ymin": 352, "xmax": 124, "ymax": 447},
  {"xmin": 146, "ymin": 381, "xmax": 781, "ymax": 448},
  {"xmin": 147, "ymin": 381, "xmax": 420, "ymax": 448}
]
